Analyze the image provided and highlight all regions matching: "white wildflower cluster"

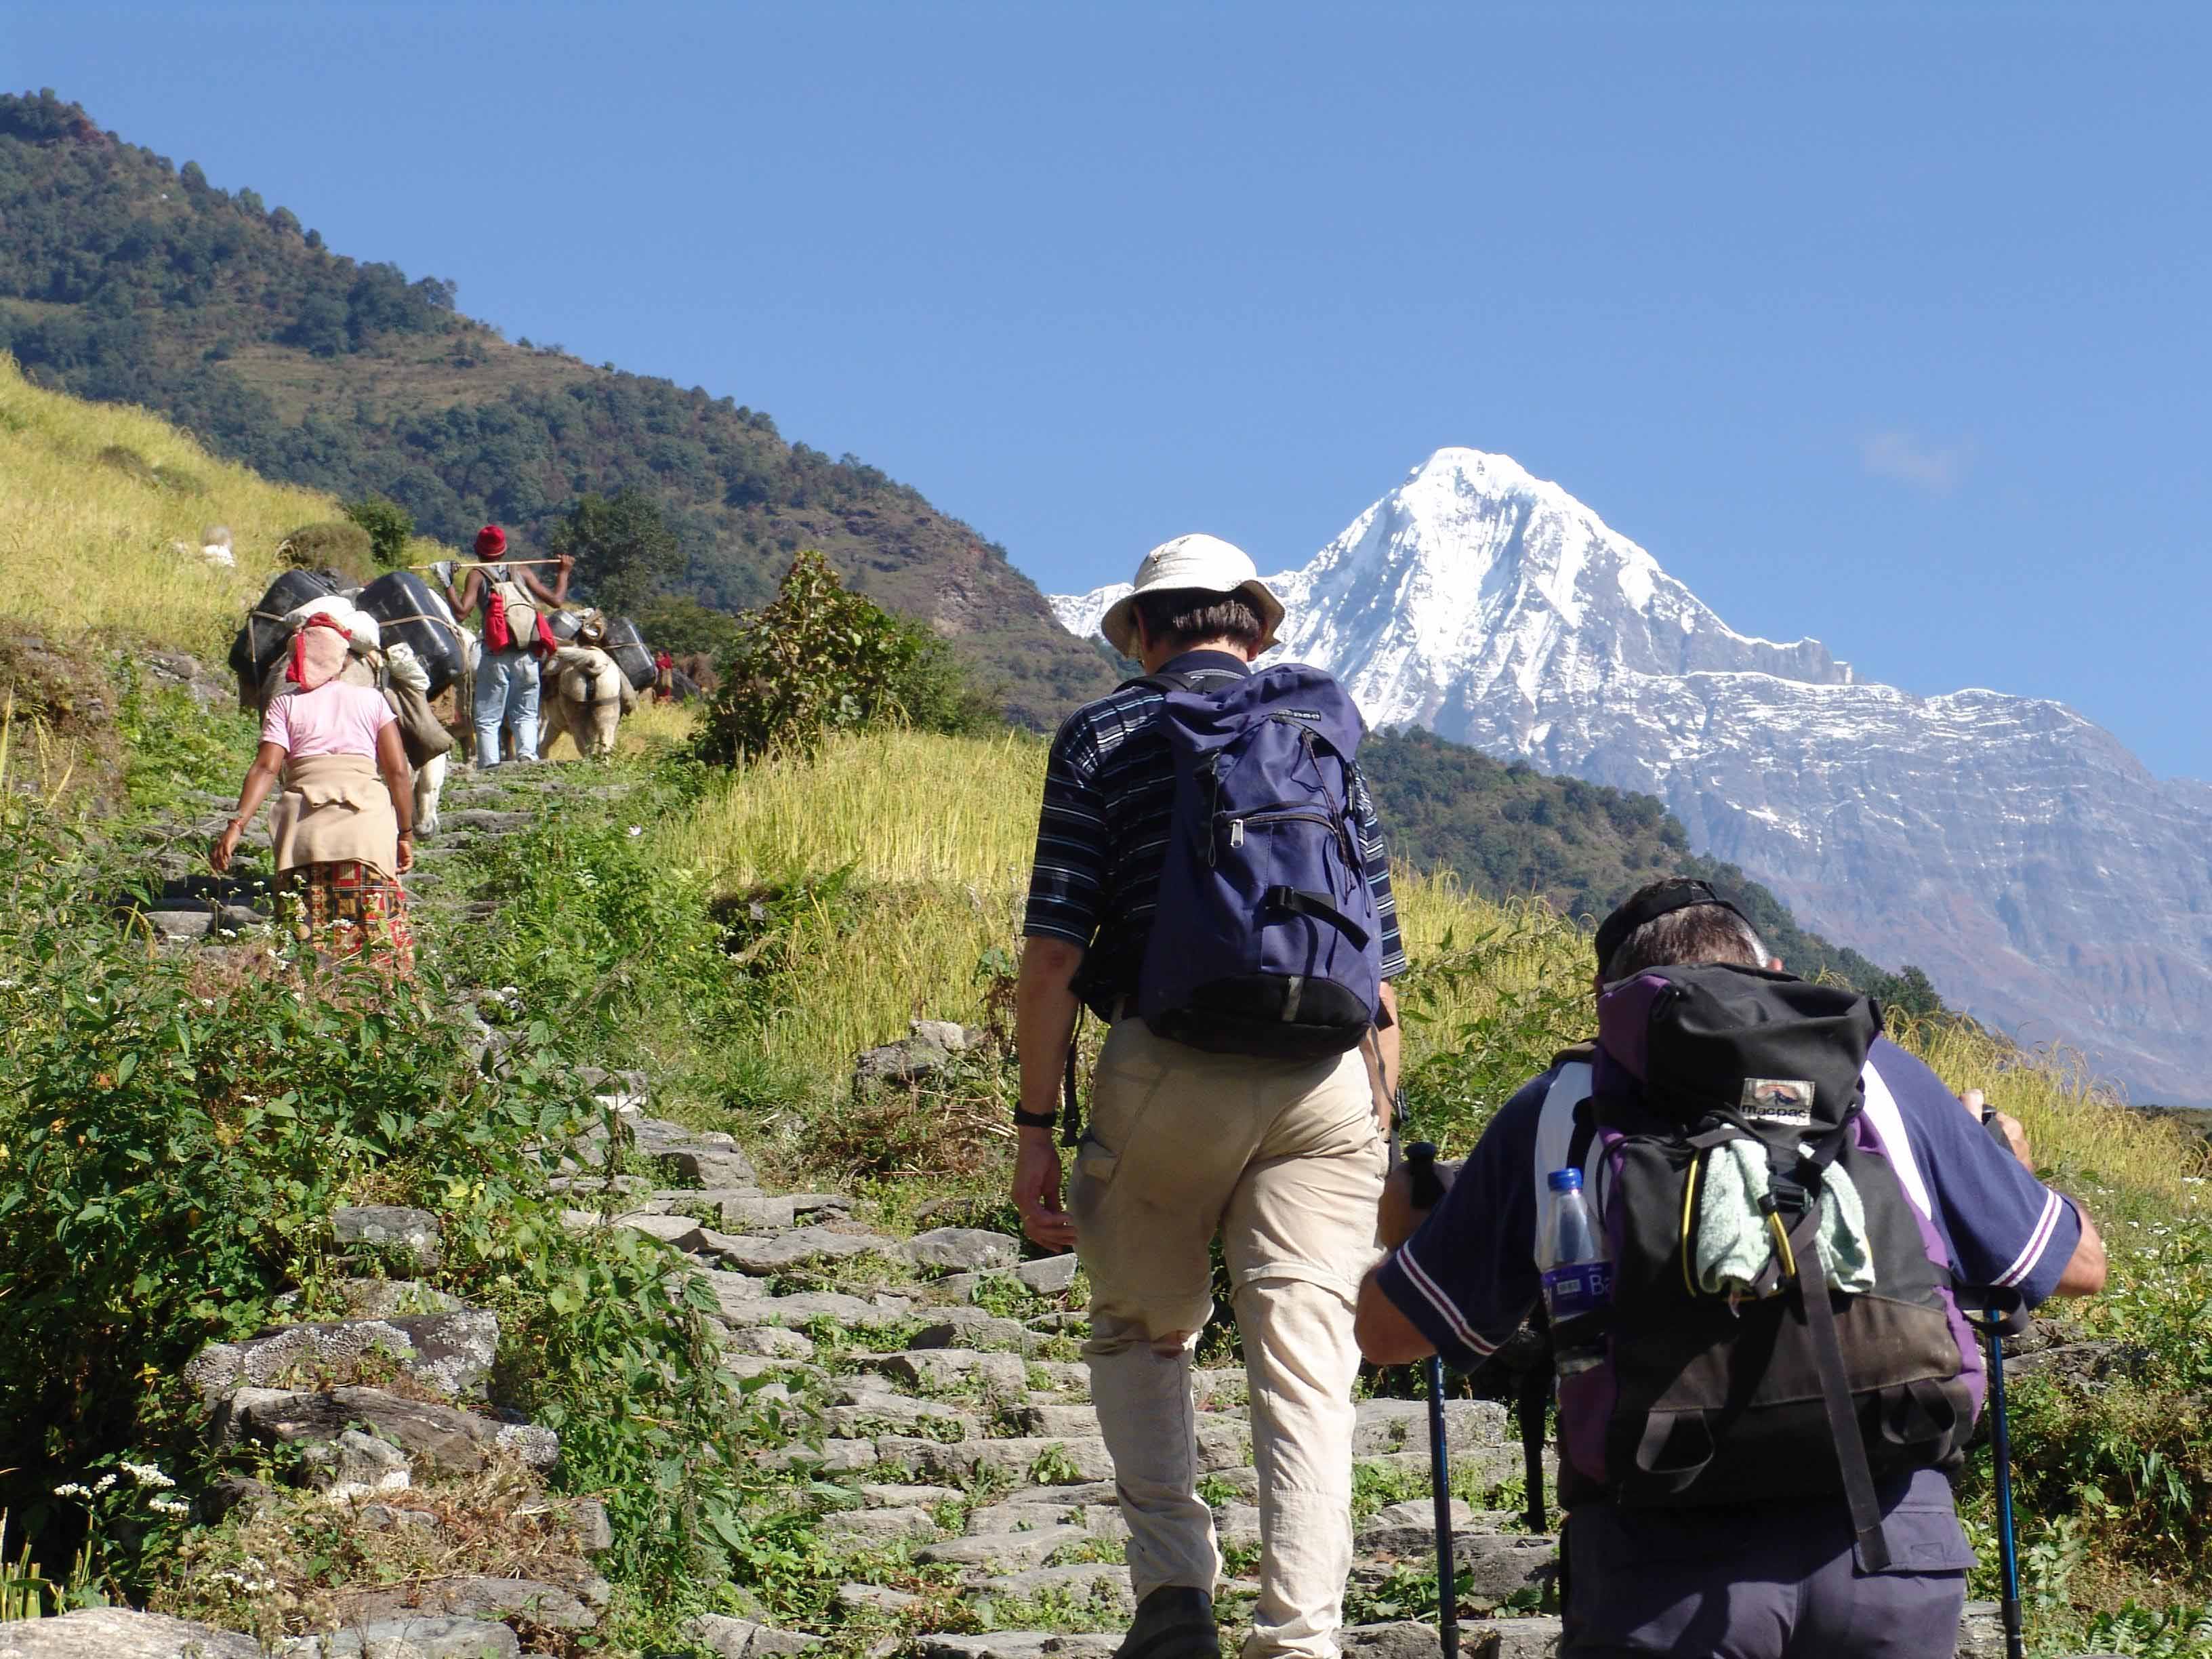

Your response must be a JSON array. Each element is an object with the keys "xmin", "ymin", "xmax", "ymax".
[
  {"xmin": 217, "ymin": 1559, "xmax": 276, "ymax": 1594},
  {"xmin": 148, "ymin": 1495, "xmax": 191, "ymax": 1517},
  {"xmin": 93, "ymin": 1473, "xmax": 118, "ymax": 1493},
  {"xmin": 52, "ymin": 1481, "xmax": 90, "ymax": 1498},
  {"xmin": 120, "ymin": 1459, "xmax": 175, "ymax": 1488}
]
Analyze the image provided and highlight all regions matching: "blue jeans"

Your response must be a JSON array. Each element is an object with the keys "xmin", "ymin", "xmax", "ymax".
[{"xmin": 473, "ymin": 649, "xmax": 540, "ymax": 766}]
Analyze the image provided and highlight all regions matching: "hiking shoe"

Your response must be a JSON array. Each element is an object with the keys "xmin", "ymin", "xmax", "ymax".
[{"xmin": 1115, "ymin": 1586, "xmax": 1221, "ymax": 1659}]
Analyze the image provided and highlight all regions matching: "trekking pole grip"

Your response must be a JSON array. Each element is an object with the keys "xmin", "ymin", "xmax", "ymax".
[{"xmin": 1406, "ymin": 1141, "xmax": 1446, "ymax": 1210}]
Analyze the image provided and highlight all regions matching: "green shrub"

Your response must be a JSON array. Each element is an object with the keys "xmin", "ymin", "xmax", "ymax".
[
  {"xmin": 695, "ymin": 550, "xmax": 1000, "ymax": 766},
  {"xmin": 340, "ymin": 495, "xmax": 415, "ymax": 569}
]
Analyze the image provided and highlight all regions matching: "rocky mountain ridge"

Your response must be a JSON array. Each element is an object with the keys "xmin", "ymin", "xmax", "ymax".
[{"xmin": 1054, "ymin": 449, "xmax": 2212, "ymax": 1104}]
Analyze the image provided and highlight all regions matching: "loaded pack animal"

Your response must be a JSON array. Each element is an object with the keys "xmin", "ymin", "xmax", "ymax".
[{"xmin": 539, "ymin": 644, "xmax": 639, "ymax": 759}]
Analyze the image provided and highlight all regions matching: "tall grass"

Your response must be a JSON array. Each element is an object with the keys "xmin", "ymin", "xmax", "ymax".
[
  {"xmin": 0, "ymin": 354, "xmax": 448, "ymax": 660},
  {"xmin": 655, "ymin": 725, "xmax": 2206, "ymax": 1217}
]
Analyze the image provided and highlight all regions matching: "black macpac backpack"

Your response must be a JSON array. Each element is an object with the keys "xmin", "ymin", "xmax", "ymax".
[{"xmin": 1540, "ymin": 964, "xmax": 1982, "ymax": 1570}]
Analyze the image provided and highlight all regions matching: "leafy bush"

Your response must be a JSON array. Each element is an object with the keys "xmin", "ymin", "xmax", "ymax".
[
  {"xmin": 695, "ymin": 550, "xmax": 1000, "ymax": 766},
  {"xmin": 340, "ymin": 494, "xmax": 414, "ymax": 569}
]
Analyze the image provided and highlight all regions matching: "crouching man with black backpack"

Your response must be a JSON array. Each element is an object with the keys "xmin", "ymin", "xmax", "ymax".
[
  {"xmin": 1355, "ymin": 878, "xmax": 2108, "ymax": 1658},
  {"xmin": 1014, "ymin": 535, "xmax": 1409, "ymax": 1659}
]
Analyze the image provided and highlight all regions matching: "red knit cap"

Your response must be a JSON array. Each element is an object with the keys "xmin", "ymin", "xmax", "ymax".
[{"xmin": 474, "ymin": 525, "xmax": 507, "ymax": 558}]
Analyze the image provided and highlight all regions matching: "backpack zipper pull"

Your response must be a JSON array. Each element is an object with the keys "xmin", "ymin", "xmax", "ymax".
[{"xmin": 1229, "ymin": 818, "xmax": 1246, "ymax": 849}]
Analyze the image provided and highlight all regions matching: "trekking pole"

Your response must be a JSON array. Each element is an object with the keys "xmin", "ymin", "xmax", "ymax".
[
  {"xmin": 1401, "ymin": 1130, "xmax": 1459, "ymax": 1659},
  {"xmin": 1961, "ymin": 1284, "xmax": 2028, "ymax": 1659},
  {"xmin": 1971, "ymin": 1111, "xmax": 2030, "ymax": 1659}
]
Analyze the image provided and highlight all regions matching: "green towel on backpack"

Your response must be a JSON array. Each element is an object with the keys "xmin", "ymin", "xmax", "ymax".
[{"xmin": 1694, "ymin": 1140, "xmax": 1876, "ymax": 1297}]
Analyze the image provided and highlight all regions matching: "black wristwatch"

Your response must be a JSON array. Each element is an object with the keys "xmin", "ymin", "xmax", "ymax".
[{"xmin": 1012, "ymin": 1107, "xmax": 1057, "ymax": 1130}]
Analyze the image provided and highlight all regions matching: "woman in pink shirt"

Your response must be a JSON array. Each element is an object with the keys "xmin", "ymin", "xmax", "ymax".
[{"xmin": 211, "ymin": 616, "xmax": 417, "ymax": 975}]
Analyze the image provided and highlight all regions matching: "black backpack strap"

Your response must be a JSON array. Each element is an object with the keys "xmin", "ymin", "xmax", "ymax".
[
  {"xmin": 1263, "ymin": 886, "xmax": 1372, "ymax": 951},
  {"xmin": 1061, "ymin": 1005, "xmax": 1085, "ymax": 1147},
  {"xmin": 1770, "ymin": 1189, "xmax": 1893, "ymax": 1572},
  {"xmin": 1516, "ymin": 1313, "xmax": 1551, "ymax": 1535}
]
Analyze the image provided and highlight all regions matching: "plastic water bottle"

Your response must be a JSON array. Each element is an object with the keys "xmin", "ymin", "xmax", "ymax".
[{"xmin": 1538, "ymin": 1168, "xmax": 1614, "ymax": 1376}]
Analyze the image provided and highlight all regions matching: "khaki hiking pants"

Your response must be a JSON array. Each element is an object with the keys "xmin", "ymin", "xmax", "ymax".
[{"xmin": 1072, "ymin": 1019, "xmax": 1387, "ymax": 1659}]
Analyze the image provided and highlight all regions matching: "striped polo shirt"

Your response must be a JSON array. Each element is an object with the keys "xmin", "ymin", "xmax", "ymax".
[{"xmin": 1023, "ymin": 649, "xmax": 1408, "ymax": 1017}]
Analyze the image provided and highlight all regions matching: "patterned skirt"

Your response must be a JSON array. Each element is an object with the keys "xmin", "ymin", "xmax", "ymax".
[{"xmin": 276, "ymin": 861, "xmax": 416, "ymax": 978}]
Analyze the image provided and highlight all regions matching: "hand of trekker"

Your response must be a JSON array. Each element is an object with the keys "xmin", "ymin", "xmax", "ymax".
[
  {"xmin": 1961, "ymin": 1088, "xmax": 2032, "ymax": 1167},
  {"xmin": 1013, "ymin": 1130, "xmax": 1076, "ymax": 1250},
  {"xmin": 209, "ymin": 819, "xmax": 244, "ymax": 874},
  {"xmin": 1378, "ymin": 1154, "xmax": 1458, "ymax": 1248},
  {"xmin": 396, "ymin": 833, "xmax": 415, "ymax": 874}
]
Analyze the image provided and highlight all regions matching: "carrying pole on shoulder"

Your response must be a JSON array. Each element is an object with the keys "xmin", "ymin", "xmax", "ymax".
[{"xmin": 1401, "ymin": 1130, "xmax": 1459, "ymax": 1659}]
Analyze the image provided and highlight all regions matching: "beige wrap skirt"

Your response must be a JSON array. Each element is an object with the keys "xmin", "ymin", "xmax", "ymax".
[{"xmin": 270, "ymin": 752, "xmax": 400, "ymax": 878}]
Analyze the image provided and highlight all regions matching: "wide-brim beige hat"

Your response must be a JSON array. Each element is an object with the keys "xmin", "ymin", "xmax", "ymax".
[{"xmin": 1100, "ymin": 533, "xmax": 1285, "ymax": 657}]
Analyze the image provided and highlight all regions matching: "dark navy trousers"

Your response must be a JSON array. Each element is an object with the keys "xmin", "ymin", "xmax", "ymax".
[{"xmin": 1559, "ymin": 1469, "xmax": 1974, "ymax": 1658}]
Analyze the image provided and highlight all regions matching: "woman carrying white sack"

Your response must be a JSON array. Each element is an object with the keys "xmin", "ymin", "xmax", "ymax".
[{"xmin": 211, "ymin": 614, "xmax": 417, "ymax": 978}]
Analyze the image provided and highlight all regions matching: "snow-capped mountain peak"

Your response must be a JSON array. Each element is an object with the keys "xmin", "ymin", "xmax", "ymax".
[{"xmin": 1046, "ymin": 448, "xmax": 2212, "ymax": 1106}]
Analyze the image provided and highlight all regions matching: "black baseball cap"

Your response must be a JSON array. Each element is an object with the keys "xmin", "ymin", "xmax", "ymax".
[{"xmin": 1593, "ymin": 878, "xmax": 1750, "ymax": 973}]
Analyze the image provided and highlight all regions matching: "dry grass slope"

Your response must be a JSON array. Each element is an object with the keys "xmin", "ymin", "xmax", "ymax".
[{"xmin": 0, "ymin": 353, "xmax": 449, "ymax": 664}]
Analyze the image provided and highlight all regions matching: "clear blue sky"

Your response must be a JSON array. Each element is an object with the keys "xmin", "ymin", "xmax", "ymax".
[{"xmin": 10, "ymin": 3, "xmax": 2211, "ymax": 775}]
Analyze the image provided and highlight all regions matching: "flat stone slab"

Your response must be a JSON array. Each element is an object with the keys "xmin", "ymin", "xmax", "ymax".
[
  {"xmin": 333, "ymin": 1205, "xmax": 443, "ymax": 1266},
  {"xmin": 912, "ymin": 1308, "xmax": 1033, "ymax": 1353},
  {"xmin": 334, "ymin": 1577, "xmax": 593, "ymax": 1633},
  {"xmin": 748, "ymin": 1290, "xmax": 916, "ymax": 1326},
  {"xmin": 907, "ymin": 1227, "xmax": 1021, "ymax": 1273},
  {"xmin": 860, "ymin": 1481, "xmax": 966, "ymax": 1507},
  {"xmin": 975, "ymin": 1563, "xmax": 1132, "ymax": 1615},
  {"xmin": 822, "ymin": 1504, "xmax": 943, "ymax": 1542},
  {"xmin": 916, "ymin": 1637, "xmax": 1117, "ymax": 1659},
  {"xmin": 682, "ymin": 1615, "xmax": 822, "ymax": 1657},
  {"xmin": 879, "ymin": 1434, "xmax": 1113, "ymax": 1485},
  {"xmin": 220, "ymin": 1386, "xmax": 556, "ymax": 1474},
  {"xmin": 839, "ymin": 1582, "xmax": 922, "ymax": 1613},
  {"xmin": 915, "ymin": 1523, "xmax": 1090, "ymax": 1568},
  {"xmin": 712, "ymin": 1225, "xmax": 898, "ymax": 1275},
  {"xmin": 868, "ymin": 1347, "xmax": 1029, "ymax": 1397},
  {"xmin": 0, "ymin": 1609, "xmax": 262, "ymax": 1658},
  {"xmin": 1353, "ymin": 1397, "xmax": 1512, "ymax": 1453},
  {"xmin": 657, "ymin": 1146, "xmax": 759, "ymax": 1188},
  {"xmin": 726, "ymin": 1326, "xmax": 815, "ymax": 1359},
  {"xmin": 186, "ymin": 1310, "xmax": 499, "ymax": 1400},
  {"xmin": 284, "ymin": 1615, "xmax": 522, "ymax": 1657},
  {"xmin": 1007, "ymin": 1402, "xmax": 1102, "ymax": 1437}
]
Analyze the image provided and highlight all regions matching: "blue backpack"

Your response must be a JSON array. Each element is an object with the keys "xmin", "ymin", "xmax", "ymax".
[{"xmin": 1135, "ymin": 663, "xmax": 1386, "ymax": 1059}]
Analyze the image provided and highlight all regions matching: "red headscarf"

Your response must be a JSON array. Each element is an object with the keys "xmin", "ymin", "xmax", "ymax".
[{"xmin": 285, "ymin": 614, "xmax": 354, "ymax": 692}]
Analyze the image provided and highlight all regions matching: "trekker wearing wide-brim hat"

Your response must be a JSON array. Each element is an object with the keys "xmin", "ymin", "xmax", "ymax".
[{"xmin": 1015, "ymin": 534, "xmax": 1408, "ymax": 1659}]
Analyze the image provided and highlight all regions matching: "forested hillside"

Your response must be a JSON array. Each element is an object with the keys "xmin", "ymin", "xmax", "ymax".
[
  {"xmin": 0, "ymin": 89, "xmax": 1115, "ymax": 726},
  {"xmin": 1361, "ymin": 727, "xmax": 1946, "ymax": 1015}
]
